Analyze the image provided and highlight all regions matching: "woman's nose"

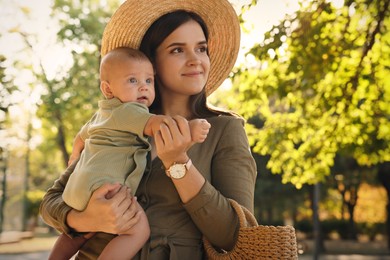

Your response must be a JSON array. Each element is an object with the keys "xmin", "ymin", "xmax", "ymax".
[{"xmin": 187, "ymin": 53, "xmax": 201, "ymax": 66}]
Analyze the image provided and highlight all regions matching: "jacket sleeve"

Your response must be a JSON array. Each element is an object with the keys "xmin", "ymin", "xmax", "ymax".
[
  {"xmin": 183, "ymin": 116, "xmax": 257, "ymax": 250},
  {"xmin": 39, "ymin": 161, "xmax": 78, "ymax": 236}
]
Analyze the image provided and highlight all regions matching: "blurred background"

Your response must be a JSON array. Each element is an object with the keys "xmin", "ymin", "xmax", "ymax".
[{"xmin": 0, "ymin": 0, "xmax": 389, "ymax": 259}]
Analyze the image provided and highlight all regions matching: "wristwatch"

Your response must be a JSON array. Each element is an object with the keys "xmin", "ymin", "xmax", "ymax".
[{"xmin": 165, "ymin": 159, "xmax": 192, "ymax": 179}]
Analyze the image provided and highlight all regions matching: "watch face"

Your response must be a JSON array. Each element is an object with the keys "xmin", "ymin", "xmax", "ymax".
[{"xmin": 169, "ymin": 164, "xmax": 186, "ymax": 179}]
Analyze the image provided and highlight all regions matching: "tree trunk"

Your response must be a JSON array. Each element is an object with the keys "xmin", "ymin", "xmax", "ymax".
[
  {"xmin": 346, "ymin": 199, "xmax": 358, "ymax": 240},
  {"xmin": 0, "ymin": 148, "xmax": 7, "ymax": 234},
  {"xmin": 55, "ymin": 110, "xmax": 69, "ymax": 168},
  {"xmin": 338, "ymin": 188, "xmax": 346, "ymax": 221},
  {"xmin": 309, "ymin": 185, "xmax": 325, "ymax": 253}
]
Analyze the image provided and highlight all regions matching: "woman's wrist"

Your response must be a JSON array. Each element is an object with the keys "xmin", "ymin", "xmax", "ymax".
[{"xmin": 162, "ymin": 154, "xmax": 189, "ymax": 169}]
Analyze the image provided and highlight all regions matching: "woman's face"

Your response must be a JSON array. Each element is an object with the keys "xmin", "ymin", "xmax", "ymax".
[{"xmin": 154, "ymin": 20, "xmax": 210, "ymax": 97}]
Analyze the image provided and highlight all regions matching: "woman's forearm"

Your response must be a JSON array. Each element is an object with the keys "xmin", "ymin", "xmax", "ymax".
[
  {"xmin": 184, "ymin": 181, "xmax": 239, "ymax": 250},
  {"xmin": 170, "ymin": 163, "xmax": 206, "ymax": 203},
  {"xmin": 185, "ymin": 117, "xmax": 257, "ymax": 250},
  {"xmin": 39, "ymin": 163, "xmax": 75, "ymax": 234}
]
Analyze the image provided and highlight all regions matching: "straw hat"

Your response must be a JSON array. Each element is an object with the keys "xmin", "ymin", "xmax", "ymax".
[{"xmin": 101, "ymin": 0, "xmax": 241, "ymax": 96}]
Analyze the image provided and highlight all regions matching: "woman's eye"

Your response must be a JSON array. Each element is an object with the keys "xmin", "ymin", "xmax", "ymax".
[
  {"xmin": 199, "ymin": 46, "xmax": 208, "ymax": 53},
  {"xmin": 129, "ymin": 78, "xmax": 137, "ymax": 83},
  {"xmin": 171, "ymin": 48, "xmax": 183, "ymax": 54}
]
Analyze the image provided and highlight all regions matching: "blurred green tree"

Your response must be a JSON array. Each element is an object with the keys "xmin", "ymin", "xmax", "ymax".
[
  {"xmin": 230, "ymin": 0, "xmax": 389, "ymax": 187},
  {"xmin": 0, "ymin": 0, "xmax": 120, "ymax": 230},
  {"xmin": 0, "ymin": 55, "xmax": 16, "ymax": 118},
  {"xmin": 220, "ymin": 0, "xmax": 389, "ymax": 242},
  {"xmin": 0, "ymin": 55, "xmax": 13, "ymax": 233}
]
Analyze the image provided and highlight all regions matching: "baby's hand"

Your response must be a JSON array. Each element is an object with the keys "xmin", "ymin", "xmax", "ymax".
[{"xmin": 189, "ymin": 119, "xmax": 211, "ymax": 143}]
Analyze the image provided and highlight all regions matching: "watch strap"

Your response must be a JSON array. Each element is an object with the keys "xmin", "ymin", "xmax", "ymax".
[{"xmin": 184, "ymin": 158, "xmax": 192, "ymax": 170}]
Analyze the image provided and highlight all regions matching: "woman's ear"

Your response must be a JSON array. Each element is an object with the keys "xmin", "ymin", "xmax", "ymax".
[{"xmin": 100, "ymin": 81, "xmax": 113, "ymax": 99}]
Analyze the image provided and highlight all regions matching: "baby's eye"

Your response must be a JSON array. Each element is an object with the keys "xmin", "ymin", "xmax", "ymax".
[
  {"xmin": 129, "ymin": 77, "xmax": 137, "ymax": 83},
  {"xmin": 146, "ymin": 78, "xmax": 154, "ymax": 84}
]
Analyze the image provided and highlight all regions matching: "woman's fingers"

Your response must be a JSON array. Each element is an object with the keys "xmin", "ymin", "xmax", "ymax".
[
  {"xmin": 172, "ymin": 116, "xmax": 192, "ymax": 141},
  {"xmin": 78, "ymin": 184, "xmax": 122, "ymax": 233},
  {"xmin": 154, "ymin": 115, "xmax": 196, "ymax": 167},
  {"xmin": 160, "ymin": 115, "xmax": 191, "ymax": 146},
  {"xmin": 154, "ymin": 130, "xmax": 164, "ymax": 150},
  {"xmin": 92, "ymin": 182, "xmax": 121, "ymax": 200},
  {"xmin": 81, "ymin": 184, "xmax": 142, "ymax": 234},
  {"xmin": 106, "ymin": 191, "xmax": 140, "ymax": 233},
  {"xmin": 113, "ymin": 186, "xmax": 132, "ymax": 214},
  {"xmin": 118, "ymin": 198, "xmax": 142, "ymax": 233},
  {"xmin": 159, "ymin": 122, "xmax": 172, "ymax": 145}
]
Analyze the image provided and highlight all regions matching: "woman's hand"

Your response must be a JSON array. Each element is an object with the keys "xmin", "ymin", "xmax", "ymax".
[
  {"xmin": 154, "ymin": 115, "xmax": 192, "ymax": 168},
  {"xmin": 67, "ymin": 183, "xmax": 141, "ymax": 234}
]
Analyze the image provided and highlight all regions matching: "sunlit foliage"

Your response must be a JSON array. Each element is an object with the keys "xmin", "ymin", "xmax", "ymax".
[
  {"xmin": 355, "ymin": 183, "xmax": 386, "ymax": 223},
  {"xmin": 228, "ymin": 0, "xmax": 390, "ymax": 187}
]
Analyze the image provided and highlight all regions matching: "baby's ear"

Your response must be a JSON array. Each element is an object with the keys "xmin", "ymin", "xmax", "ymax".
[{"xmin": 100, "ymin": 81, "xmax": 113, "ymax": 98}]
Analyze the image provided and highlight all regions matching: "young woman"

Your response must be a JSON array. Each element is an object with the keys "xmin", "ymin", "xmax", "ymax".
[{"xmin": 40, "ymin": 0, "xmax": 257, "ymax": 259}]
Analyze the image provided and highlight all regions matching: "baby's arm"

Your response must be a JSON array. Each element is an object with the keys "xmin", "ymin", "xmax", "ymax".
[
  {"xmin": 188, "ymin": 119, "xmax": 211, "ymax": 144},
  {"xmin": 144, "ymin": 115, "xmax": 171, "ymax": 137},
  {"xmin": 144, "ymin": 116, "xmax": 211, "ymax": 142},
  {"xmin": 144, "ymin": 116, "xmax": 210, "ymax": 144},
  {"xmin": 68, "ymin": 133, "xmax": 84, "ymax": 166}
]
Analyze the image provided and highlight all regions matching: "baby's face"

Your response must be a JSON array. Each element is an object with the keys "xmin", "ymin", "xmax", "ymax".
[{"xmin": 110, "ymin": 58, "xmax": 155, "ymax": 106}]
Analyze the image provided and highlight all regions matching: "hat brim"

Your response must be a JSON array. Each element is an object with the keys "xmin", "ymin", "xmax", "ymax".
[{"xmin": 101, "ymin": 0, "xmax": 240, "ymax": 96}]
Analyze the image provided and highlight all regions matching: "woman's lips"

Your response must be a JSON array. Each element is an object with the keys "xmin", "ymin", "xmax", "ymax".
[{"xmin": 182, "ymin": 71, "xmax": 202, "ymax": 77}]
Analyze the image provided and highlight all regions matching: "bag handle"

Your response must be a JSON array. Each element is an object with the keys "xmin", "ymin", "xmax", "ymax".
[{"xmin": 228, "ymin": 198, "xmax": 258, "ymax": 227}]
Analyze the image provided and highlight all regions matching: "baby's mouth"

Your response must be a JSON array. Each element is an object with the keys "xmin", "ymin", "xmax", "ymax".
[{"xmin": 137, "ymin": 96, "xmax": 148, "ymax": 102}]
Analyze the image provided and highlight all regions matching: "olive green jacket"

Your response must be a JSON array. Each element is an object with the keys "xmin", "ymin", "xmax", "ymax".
[{"xmin": 40, "ymin": 115, "xmax": 257, "ymax": 260}]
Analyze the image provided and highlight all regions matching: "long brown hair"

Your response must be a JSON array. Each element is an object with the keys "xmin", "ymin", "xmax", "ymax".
[{"xmin": 140, "ymin": 10, "xmax": 235, "ymax": 118}]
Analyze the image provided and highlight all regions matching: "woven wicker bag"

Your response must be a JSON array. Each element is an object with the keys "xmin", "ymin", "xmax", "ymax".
[{"xmin": 203, "ymin": 199, "xmax": 298, "ymax": 259}]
